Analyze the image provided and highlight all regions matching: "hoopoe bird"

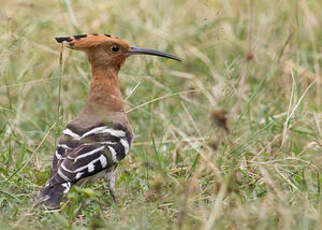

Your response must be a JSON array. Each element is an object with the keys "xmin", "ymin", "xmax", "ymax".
[{"xmin": 38, "ymin": 33, "xmax": 181, "ymax": 209}]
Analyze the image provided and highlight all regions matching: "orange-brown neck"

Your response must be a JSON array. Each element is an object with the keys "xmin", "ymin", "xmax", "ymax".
[{"xmin": 86, "ymin": 63, "xmax": 124, "ymax": 114}]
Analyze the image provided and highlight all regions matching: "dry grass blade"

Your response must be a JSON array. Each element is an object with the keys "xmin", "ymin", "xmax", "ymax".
[{"xmin": 126, "ymin": 89, "xmax": 200, "ymax": 113}]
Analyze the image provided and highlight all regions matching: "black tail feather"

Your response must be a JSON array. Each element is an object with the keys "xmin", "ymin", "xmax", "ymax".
[{"xmin": 37, "ymin": 184, "xmax": 67, "ymax": 209}]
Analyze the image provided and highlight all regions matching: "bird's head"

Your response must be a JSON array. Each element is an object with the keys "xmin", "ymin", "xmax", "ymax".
[{"xmin": 55, "ymin": 33, "xmax": 181, "ymax": 71}]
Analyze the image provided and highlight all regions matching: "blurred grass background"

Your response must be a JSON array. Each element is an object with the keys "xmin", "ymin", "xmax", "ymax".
[{"xmin": 0, "ymin": 0, "xmax": 321, "ymax": 229}]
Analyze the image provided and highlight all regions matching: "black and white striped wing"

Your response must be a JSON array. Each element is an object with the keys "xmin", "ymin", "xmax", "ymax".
[
  {"xmin": 48, "ymin": 143, "xmax": 113, "ymax": 187},
  {"xmin": 46, "ymin": 123, "xmax": 132, "ymax": 193}
]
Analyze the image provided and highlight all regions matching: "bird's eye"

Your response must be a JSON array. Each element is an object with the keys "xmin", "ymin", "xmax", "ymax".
[{"xmin": 112, "ymin": 45, "xmax": 120, "ymax": 52}]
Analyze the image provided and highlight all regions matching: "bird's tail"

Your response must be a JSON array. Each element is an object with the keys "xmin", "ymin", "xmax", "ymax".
[{"xmin": 36, "ymin": 182, "xmax": 71, "ymax": 209}]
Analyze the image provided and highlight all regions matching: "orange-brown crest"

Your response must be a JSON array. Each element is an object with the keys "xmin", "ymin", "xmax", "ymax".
[
  {"xmin": 56, "ymin": 33, "xmax": 132, "ymax": 68},
  {"xmin": 56, "ymin": 33, "xmax": 129, "ymax": 50}
]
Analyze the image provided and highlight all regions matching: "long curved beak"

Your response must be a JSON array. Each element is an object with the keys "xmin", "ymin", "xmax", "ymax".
[{"xmin": 127, "ymin": 46, "xmax": 182, "ymax": 61}]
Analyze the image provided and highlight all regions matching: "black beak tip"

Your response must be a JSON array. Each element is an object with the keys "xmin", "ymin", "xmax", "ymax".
[{"xmin": 129, "ymin": 46, "xmax": 183, "ymax": 62}]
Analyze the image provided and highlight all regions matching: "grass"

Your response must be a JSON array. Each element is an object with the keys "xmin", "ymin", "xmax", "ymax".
[{"xmin": 0, "ymin": 0, "xmax": 321, "ymax": 229}]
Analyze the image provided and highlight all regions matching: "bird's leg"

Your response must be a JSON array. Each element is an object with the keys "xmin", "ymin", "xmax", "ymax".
[{"xmin": 106, "ymin": 168, "xmax": 117, "ymax": 203}]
